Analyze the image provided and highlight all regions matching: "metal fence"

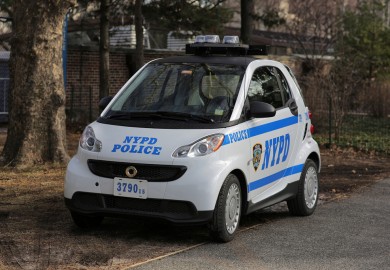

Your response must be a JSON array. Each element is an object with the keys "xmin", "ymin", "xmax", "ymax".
[
  {"xmin": 0, "ymin": 78, "xmax": 8, "ymax": 114},
  {"xmin": 66, "ymin": 84, "xmax": 97, "ymax": 126},
  {"xmin": 305, "ymin": 85, "xmax": 390, "ymax": 156},
  {"xmin": 0, "ymin": 50, "xmax": 10, "ymax": 123}
]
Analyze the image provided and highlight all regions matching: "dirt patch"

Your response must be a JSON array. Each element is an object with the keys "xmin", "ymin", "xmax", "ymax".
[
  {"xmin": 319, "ymin": 146, "xmax": 389, "ymax": 201},
  {"xmin": 0, "ymin": 130, "xmax": 389, "ymax": 269}
]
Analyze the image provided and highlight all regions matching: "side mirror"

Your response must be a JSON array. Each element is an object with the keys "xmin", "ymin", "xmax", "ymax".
[
  {"xmin": 99, "ymin": 96, "xmax": 113, "ymax": 111},
  {"xmin": 249, "ymin": 101, "xmax": 276, "ymax": 118}
]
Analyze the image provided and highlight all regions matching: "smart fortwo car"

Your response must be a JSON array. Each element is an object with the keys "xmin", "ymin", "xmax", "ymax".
[{"xmin": 64, "ymin": 35, "xmax": 321, "ymax": 242}]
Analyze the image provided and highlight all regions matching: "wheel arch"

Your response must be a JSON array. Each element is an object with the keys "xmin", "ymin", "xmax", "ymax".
[
  {"xmin": 307, "ymin": 151, "xmax": 321, "ymax": 173},
  {"xmin": 230, "ymin": 169, "xmax": 249, "ymax": 215}
]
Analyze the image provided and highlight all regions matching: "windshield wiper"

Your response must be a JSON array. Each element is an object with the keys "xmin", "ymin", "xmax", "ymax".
[
  {"xmin": 156, "ymin": 111, "xmax": 215, "ymax": 123},
  {"xmin": 105, "ymin": 113, "xmax": 133, "ymax": 119},
  {"xmin": 105, "ymin": 111, "xmax": 214, "ymax": 123}
]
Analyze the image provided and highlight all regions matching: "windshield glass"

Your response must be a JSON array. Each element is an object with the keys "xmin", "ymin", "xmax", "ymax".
[{"xmin": 105, "ymin": 62, "xmax": 245, "ymax": 123}]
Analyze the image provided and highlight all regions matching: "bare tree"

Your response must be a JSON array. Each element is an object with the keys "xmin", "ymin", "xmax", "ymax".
[
  {"xmin": 134, "ymin": 0, "xmax": 143, "ymax": 70},
  {"xmin": 241, "ymin": 0, "xmax": 254, "ymax": 44},
  {"xmin": 286, "ymin": 0, "xmax": 342, "ymax": 73},
  {"xmin": 99, "ymin": 0, "xmax": 110, "ymax": 100},
  {"xmin": 315, "ymin": 58, "xmax": 362, "ymax": 141},
  {"xmin": 1, "ymin": 0, "xmax": 76, "ymax": 167}
]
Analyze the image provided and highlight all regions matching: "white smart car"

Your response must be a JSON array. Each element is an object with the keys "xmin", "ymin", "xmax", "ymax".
[{"xmin": 64, "ymin": 36, "xmax": 320, "ymax": 242}]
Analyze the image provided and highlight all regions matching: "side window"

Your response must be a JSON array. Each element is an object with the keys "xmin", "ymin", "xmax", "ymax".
[
  {"xmin": 248, "ymin": 66, "xmax": 283, "ymax": 108},
  {"xmin": 275, "ymin": 68, "xmax": 292, "ymax": 103},
  {"xmin": 285, "ymin": 64, "xmax": 305, "ymax": 103}
]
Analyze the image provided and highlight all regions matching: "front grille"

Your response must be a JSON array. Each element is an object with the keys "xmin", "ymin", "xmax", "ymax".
[
  {"xmin": 88, "ymin": 160, "xmax": 187, "ymax": 182},
  {"xmin": 72, "ymin": 192, "xmax": 198, "ymax": 219}
]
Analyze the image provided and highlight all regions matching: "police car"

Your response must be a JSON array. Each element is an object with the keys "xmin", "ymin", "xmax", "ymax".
[{"xmin": 64, "ymin": 35, "xmax": 321, "ymax": 242}]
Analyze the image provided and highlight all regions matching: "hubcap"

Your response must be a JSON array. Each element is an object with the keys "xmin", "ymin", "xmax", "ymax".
[
  {"xmin": 304, "ymin": 166, "xmax": 318, "ymax": 209},
  {"xmin": 225, "ymin": 183, "xmax": 241, "ymax": 234}
]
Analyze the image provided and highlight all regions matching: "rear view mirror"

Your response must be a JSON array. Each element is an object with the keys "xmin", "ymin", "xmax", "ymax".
[
  {"xmin": 99, "ymin": 96, "xmax": 113, "ymax": 111},
  {"xmin": 250, "ymin": 101, "xmax": 276, "ymax": 118}
]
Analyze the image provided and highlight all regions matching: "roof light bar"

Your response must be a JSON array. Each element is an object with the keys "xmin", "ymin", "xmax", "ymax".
[
  {"xmin": 205, "ymin": 35, "xmax": 220, "ymax": 43},
  {"xmin": 185, "ymin": 43, "xmax": 267, "ymax": 56},
  {"xmin": 194, "ymin": 35, "xmax": 206, "ymax": 43},
  {"xmin": 223, "ymin": 36, "xmax": 240, "ymax": 44},
  {"xmin": 195, "ymin": 35, "xmax": 221, "ymax": 44},
  {"xmin": 187, "ymin": 34, "xmax": 267, "ymax": 56}
]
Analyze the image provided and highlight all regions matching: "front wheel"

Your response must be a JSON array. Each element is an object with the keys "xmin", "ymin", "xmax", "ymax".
[
  {"xmin": 209, "ymin": 174, "xmax": 242, "ymax": 242},
  {"xmin": 287, "ymin": 159, "xmax": 319, "ymax": 216}
]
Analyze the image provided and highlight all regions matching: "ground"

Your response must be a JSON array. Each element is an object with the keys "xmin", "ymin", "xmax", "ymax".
[{"xmin": 0, "ymin": 129, "xmax": 389, "ymax": 269}]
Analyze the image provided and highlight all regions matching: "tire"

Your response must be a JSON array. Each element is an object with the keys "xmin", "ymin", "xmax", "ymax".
[
  {"xmin": 287, "ymin": 159, "xmax": 319, "ymax": 216},
  {"xmin": 209, "ymin": 174, "xmax": 242, "ymax": 242},
  {"xmin": 70, "ymin": 211, "xmax": 103, "ymax": 229}
]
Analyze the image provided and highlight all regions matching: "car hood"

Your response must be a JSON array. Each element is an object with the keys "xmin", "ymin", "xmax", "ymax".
[{"xmin": 90, "ymin": 122, "xmax": 223, "ymax": 165}]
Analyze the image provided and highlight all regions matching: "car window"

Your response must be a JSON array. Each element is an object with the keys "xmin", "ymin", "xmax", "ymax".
[
  {"xmin": 108, "ymin": 63, "xmax": 245, "ymax": 123},
  {"xmin": 275, "ymin": 68, "xmax": 292, "ymax": 103},
  {"xmin": 248, "ymin": 66, "xmax": 283, "ymax": 108},
  {"xmin": 285, "ymin": 64, "xmax": 305, "ymax": 103}
]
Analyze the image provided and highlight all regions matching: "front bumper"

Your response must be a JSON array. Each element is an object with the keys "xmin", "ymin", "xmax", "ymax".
[
  {"xmin": 65, "ymin": 192, "xmax": 213, "ymax": 224},
  {"xmin": 64, "ymin": 150, "xmax": 231, "ymax": 211}
]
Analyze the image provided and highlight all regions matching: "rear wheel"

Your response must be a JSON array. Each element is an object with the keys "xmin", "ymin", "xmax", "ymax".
[
  {"xmin": 288, "ymin": 159, "xmax": 319, "ymax": 216},
  {"xmin": 209, "ymin": 174, "xmax": 241, "ymax": 242},
  {"xmin": 70, "ymin": 211, "xmax": 103, "ymax": 229}
]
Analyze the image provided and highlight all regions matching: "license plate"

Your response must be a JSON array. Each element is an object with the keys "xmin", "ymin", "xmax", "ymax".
[{"xmin": 113, "ymin": 178, "xmax": 147, "ymax": 199}]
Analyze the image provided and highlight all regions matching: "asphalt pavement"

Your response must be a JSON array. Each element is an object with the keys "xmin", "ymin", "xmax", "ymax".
[{"xmin": 131, "ymin": 178, "xmax": 390, "ymax": 270}]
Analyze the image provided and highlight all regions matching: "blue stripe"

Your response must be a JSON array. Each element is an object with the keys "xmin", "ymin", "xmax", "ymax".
[
  {"xmin": 248, "ymin": 164, "xmax": 304, "ymax": 192},
  {"xmin": 222, "ymin": 116, "xmax": 298, "ymax": 146},
  {"xmin": 247, "ymin": 116, "xmax": 298, "ymax": 138}
]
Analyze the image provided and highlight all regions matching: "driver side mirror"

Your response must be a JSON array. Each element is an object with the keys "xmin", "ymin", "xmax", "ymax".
[
  {"xmin": 99, "ymin": 96, "xmax": 113, "ymax": 111},
  {"xmin": 249, "ymin": 101, "xmax": 276, "ymax": 118}
]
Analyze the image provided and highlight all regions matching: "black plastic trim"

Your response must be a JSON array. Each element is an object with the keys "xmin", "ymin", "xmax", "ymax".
[
  {"xmin": 246, "ymin": 181, "xmax": 299, "ymax": 214},
  {"xmin": 87, "ymin": 159, "xmax": 187, "ymax": 182},
  {"xmin": 65, "ymin": 194, "xmax": 213, "ymax": 225}
]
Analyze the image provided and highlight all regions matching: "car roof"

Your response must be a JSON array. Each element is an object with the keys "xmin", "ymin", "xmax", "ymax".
[{"xmin": 153, "ymin": 55, "xmax": 258, "ymax": 67}]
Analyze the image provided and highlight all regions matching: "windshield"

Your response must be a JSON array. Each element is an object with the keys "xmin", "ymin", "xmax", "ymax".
[{"xmin": 105, "ymin": 62, "xmax": 245, "ymax": 123}]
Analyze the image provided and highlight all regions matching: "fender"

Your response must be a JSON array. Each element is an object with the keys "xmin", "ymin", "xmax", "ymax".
[{"xmin": 292, "ymin": 137, "xmax": 321, "ymax": 177}]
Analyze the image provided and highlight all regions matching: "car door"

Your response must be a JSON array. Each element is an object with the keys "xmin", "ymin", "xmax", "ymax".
[{"xmin": 246, "ymin": 64, "xmax": 300, "ymax": 205}]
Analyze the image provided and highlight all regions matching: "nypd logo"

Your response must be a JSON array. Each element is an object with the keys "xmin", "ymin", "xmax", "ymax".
[
  {"xmin": 112, "ymin": 136, "xmax": 162, "ymax": 155},
  {"xmin": 252, "ymin": 144, "xmax": 262, "ymax": 171}
]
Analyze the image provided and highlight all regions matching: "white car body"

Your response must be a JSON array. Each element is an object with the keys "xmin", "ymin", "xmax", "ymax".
[{"xmin": 65, "ymin": 44, "xmax": 320, "ymax": 240}]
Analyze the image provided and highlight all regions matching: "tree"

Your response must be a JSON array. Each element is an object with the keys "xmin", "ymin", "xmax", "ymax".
[
  {"xmin": 1, "ymin": 0, "xmax": 76, "ymax": 167},
  {"xmin": 286, "ymin": 0, "xmax": 342, "ymax": 74},
  {"xmin": 342, "ymin": 0, "xmax": 390, "ymax": 80},
  {"xmin": 341, "ymin": 0, "xmax": 390, "ymax": 118},
  {"xmin": 316, "ymin": 57, "xmax": 362, "ymax": 141},
  {"xmin": 134, "ymin": 0, "xmax": 144, "ymax": 70},
  {"xmin": 310, "ymin": 0, "xmax": 390, "ymax": 140},
  {"xmin": 99, "ymin": 0, "xmax": 110, "ymax": 100},
  {"xmin": 143, "ymin": 0, "xmax": 232, "ymax": 34},
  {"xmin": 240, "ymin": 0, "xmax": 253, "ymax": 44}
]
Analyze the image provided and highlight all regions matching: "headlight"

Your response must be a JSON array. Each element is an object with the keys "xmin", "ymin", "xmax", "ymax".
[
  {"xmin": 173, "ymin": 134, "xmax": 224, "ymax": 158},
  {"xmin": 79, "ymin": 126, "xmax": 102, "ymax": 152}
]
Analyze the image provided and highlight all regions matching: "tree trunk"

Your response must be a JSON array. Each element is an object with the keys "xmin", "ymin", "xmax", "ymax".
[
  {"xmin": 1, "ymin": 0, "xmax": 76, "ymax": 168},
  {"xmin": 241, "ymin": 0, "xmax": 253, "ymax": 44},
  {"xmin": 100, "ymin": 0, "xmax": 110, "ymax": 100},
  {"xmin": 134, "ymin": 0, "xmax": 144, "ymax": 70}
]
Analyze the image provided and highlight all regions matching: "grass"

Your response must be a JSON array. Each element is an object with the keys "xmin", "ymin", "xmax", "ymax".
[{"xmin": 314, "ymin": 115, "xmax": 390, "ymax": 155}]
